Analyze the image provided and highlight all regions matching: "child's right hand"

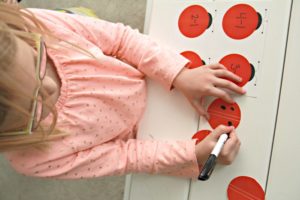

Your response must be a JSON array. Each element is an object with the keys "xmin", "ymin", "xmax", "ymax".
[{"xmin": 195, "ymin": 125, "xmax": 241, "ymax": 166}]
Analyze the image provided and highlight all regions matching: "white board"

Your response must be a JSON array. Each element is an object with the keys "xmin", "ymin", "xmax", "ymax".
[
  {"xmin": 266, "ymin": 0, "xmax": 300, "ymax": 199},
  {"xmin": 124, "ymin": 0, "xmax": 292, "ymax": 199}
]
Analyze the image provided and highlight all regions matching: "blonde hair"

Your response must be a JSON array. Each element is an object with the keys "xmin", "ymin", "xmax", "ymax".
[{"xmin": 0, "ymin": 3, "xmax": 68, "ymax": 152}]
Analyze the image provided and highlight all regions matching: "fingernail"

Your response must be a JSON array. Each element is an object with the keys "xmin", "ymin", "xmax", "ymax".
[{"xmin": 242, "ymin": 88, "xmax": 247, "ymax": 93}]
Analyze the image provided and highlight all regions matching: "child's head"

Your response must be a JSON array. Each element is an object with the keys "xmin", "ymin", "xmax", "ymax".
[{"xmin": 0, "ymin": 4, "xmax": 59, "ymax": 152}]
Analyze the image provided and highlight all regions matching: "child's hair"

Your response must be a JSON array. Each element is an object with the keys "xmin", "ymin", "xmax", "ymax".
[{"xmin": 0, "ymin": 3, "xmax": 67, "ymax": 152}]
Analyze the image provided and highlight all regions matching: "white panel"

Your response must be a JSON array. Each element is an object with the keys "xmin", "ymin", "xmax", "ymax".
[
  {"xmin": 125, "ymin": 0, "xmax": 292, "ymax": 199},
  {"xmin": 266, "ymin": 1, "xmax": 300, "ymax": 199},
  {"xmin": 126, "ymin": 79, "xmax": 198, "ymax": 200},
  {"xmin": 125, "ymin": 1, "xmax": 198, "ymax": 199},
  {"xmin": 189, "ymin": 1, "xmax": 291, "ymax": 199}
]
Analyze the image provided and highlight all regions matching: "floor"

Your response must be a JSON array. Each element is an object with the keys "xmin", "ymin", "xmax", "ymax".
[{"xmin": 0, "ymin": 1, "xmax": 147, "ymax": 200}]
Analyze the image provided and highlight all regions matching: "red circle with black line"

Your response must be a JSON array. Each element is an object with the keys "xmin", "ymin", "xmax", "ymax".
[
  {"xmin": 222, "ymin": 4, "xmax": 262, "ymax": 40},
  {"xmin": 207, "ymin": 98, "xmax": 241, "ymax": 129},
  {"xmin": 181, "ymin": 51, "xmax": 205, "ymax": 69},
  {"xmin": 192, "ymin": 130, "xmax": 211, "ymax": 145},
  {"xmin": 227, "ymin": 176, "xmax": 265, "ymax": 200},
  {"xmin": 178, "ymin": 5, "xmax": 213, "ymax": 38},
  {"xmin": 219, "ymin": 53, "xmax": 255, "ymax": 87}
]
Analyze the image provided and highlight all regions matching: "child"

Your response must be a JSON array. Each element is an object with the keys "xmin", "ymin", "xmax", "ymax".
[{"xmin": 0, "ymin": 3, "xmax": 244, "ymax": 179}]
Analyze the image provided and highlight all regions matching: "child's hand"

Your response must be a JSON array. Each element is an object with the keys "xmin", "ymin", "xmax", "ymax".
[
  {"xmin": 195, "ymin": 125, "xmax": 241, "ymax": 166},
  {"xmin": 173, "ymin": 63, "xmax": 246, "ymax": 119}
]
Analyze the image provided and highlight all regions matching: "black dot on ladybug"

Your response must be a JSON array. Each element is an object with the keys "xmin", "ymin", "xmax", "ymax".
[
  {"xmin": 207, "ymin": 13, "xmax": 213, "ymax": 29},
  {"xmin": 256, "ymin": 12, "xmax": 262, "ymax": 30},
  {"xmin": 249, "ymin": 63, "xmax": 256, "ymax": 81},
  {"xmin": 228, "ymin": 121, "xmax": 233, "ymax": 126},
  {"xmin": 230, "ymin": 107, "xmax": 235, "ymax": 111},
  {"xmin": 221, "ymin": 105, "xmax": 226, "ymax": 110}
]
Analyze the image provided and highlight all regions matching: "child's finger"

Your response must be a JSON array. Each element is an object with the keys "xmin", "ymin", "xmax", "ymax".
[
  {"xmin": 211, "ymin": 125, "xmax": 234, "ymax": 140},
  {"xmin": 190, "ymin": 99, "xmax": 209, "ymax": 119},
  {"xmin": 215, "ymin": 79, "xmax": 245, "ymax": 95},
  {"xmin": 207, "ymin": 87, "xmax": 234, "ymax": 103},
  {"xmin": 207, "ymin": 63, "xmax": 226, "ymax": 70},
  {"xmin": 219, "ymin": 130, "xmax": 241, "ymax": 164},
  {"xmin": 214, "ymin": 69, "xmax": 242, "ymax": 83},
  {"xmin": 227, "ymin": 128, "xmax": 238, "ymax": 140},
  {"xmin": 223, "ymin": 130, "xmax": 240, "ymax": 152}
]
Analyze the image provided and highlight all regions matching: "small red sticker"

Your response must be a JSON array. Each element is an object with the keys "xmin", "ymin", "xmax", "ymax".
[
  {"xmin": 208, "ymin": 98, "xmax": 241, "ymax": 129},
  {"xmin": 181, "ymin": 51, "xmax": 205, "ymax": 69},
  {"xmin": 223, "ymin": 4, "xmax": 261, "ymax": 39},
  {"xmin": 219, "ymin": 54, "xmax": 253, "ymax": 87},
  {"xmin": 178, "ymin": 5, "xmax": 211, "ymax": 38},
  {"xmin": 228, "ymin": 176, "xmax": 265, "ymax": 200},
  {"xmin": 192, "ymin": 130, "xmax": 211, "ymax": 144}
]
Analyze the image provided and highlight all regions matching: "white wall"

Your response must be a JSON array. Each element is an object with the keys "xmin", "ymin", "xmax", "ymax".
[{"xmin": 266, "ymin": 1, "xmax": 300, "ymax": 199}]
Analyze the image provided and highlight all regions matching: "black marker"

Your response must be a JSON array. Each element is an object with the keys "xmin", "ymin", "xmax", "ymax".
[{"xmin": 198, "ymin": 133, "xmax": 228, "ymax": 181}]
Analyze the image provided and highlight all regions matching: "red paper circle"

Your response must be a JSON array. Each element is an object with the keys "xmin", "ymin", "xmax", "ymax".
[
  {"xmin": 192, "ymin": 130, "xmax": 211, "ymax": 144},
  {"xmin": 228, "ymin": 176, "xmax": 265, "ymax": 200},
  {"xmin": 208, "ymin": 98, "xmax": 241, "ymax": 129},
  {"xmin": 181, "ymin": 51, "xmax": 205, "ymax": 69},
  {"xmin": 223, "ymin": 4, "xmax": 259, "ymax": 39},
  {"xmin": 178, "ymin": 5, "xmax": 210, "ymax": 38},
  {"xmin": 219, "ymin": 54, "xmax": 252, "ymax": 87}
]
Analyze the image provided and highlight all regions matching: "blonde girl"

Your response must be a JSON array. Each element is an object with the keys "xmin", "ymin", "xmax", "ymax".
[{"xmin": 0, "ymin": 3, "xmax": 243, "ymax": 179}]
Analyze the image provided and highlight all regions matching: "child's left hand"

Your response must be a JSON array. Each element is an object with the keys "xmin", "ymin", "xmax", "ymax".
[{"xmin": 173, "ymin": 63, "xmax": 246, "ymax": 119}]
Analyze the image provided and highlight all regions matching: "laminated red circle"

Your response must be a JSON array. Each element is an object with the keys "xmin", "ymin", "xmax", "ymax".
[
  {"xmin": 192, "ymin": 130, "xmax": 211, "ymax": 144},
  {"xmin": 207, "ymin": 98, "xmax": 241, "ymax": 129},
  {"xmin": 227, "ymin": 176, "xmax": 265, "ymax": 200},
  {"xmin": 223, "ymin": 4, "xmax": 259, "ymax": 39},
  {"xmin": 178, "ymin": 5, "xmax": 210, "ymax": 38},
  {"xmin": 181, "ymin": 51, "xmax": 205, "ymax": 69},
  {"xmin": 219, "ymin": 54, "xmax": 252, "ymax": 87}
]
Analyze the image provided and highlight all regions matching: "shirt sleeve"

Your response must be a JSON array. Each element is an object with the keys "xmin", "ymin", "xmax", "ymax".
[
  {"xmin": 30, "ymin": 9, "xmax": 190, "ymax": 90},
  {"xmin": 5, "ymin": 139, "xmax": 200, "ymax": 180}
]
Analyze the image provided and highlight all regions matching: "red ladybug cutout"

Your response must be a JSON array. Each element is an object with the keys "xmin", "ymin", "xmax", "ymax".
[
  {"xmin": 227, "ymin": 176, "xmax": 265, "ymax": 200},
  {"xmin": 192, "ymin": 130, "xmax": 211, "ymax": 144},
  {"xmin": 223, "ymin": 4, "xmax": 262, "ymax": 39},
  {"xmin": 181, "ymin": 51, "xmax": 205, "ymax": 69},
  {"xmin": 207, "ymin": 98, "xmax": 241, "ymax": 129},
  {"xmin": 178, "ymin": 5, "xmax": 212, "ymax": 38},
  {"xmin": 219, "ymin": 54, "xmax": 255, "ymax": 87}
]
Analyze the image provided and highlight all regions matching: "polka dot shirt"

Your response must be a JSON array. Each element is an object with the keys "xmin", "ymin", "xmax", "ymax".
[{"xmin": 5, "ymin": 9, "xmax": 199, "ymax": 179}]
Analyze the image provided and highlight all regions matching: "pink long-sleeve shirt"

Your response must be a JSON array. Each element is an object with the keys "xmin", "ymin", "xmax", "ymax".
[{"xmin": 5, "ymin": 9, "xmax": 199, "ymax": 179}]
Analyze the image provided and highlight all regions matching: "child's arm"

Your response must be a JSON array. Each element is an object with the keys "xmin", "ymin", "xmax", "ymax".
[
  {"xmin": 29, "ymin": 8, "xmax": 190, "ymax": 90},
  {"xmin": 5, "ymin": 139, "xmax": 199, "ymax": 179},
  {"xmin": 5, "ymin": 125, "xmax": 240, "ymax": 180}
]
